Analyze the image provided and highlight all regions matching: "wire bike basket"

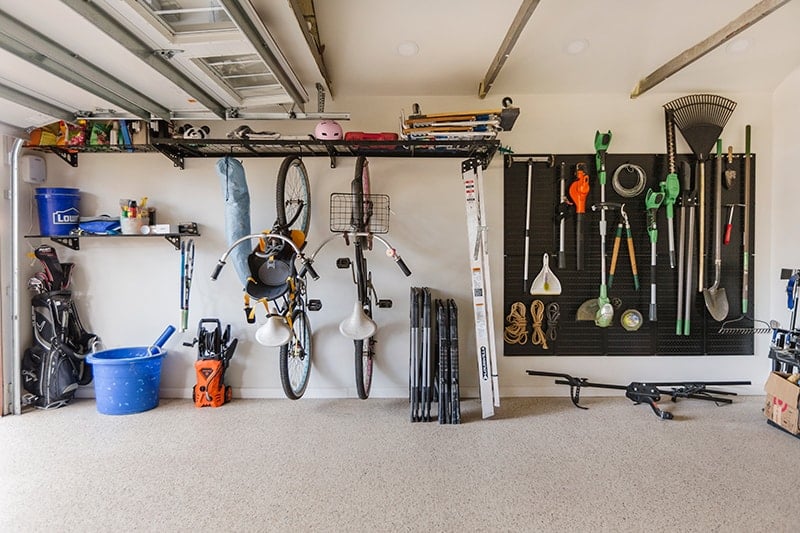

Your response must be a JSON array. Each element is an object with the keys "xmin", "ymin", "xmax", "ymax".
[{"xmin": 329, "ymin": 193, "xmax": 391, "ymax": 234}]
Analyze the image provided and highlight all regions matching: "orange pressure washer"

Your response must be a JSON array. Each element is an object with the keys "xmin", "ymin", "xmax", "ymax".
[{"xmin": 184, "ymin": 319, "xmax": 238, "ymax": 408}]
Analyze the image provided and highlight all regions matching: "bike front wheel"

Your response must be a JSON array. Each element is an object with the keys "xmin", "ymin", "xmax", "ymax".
[
  {"xmin": 279, "ymin": 309, "xmax": 312, "ymax": 399},
  {"xmin": 276, "ymin": 155, "xmax": 311, "ymax": 238}
]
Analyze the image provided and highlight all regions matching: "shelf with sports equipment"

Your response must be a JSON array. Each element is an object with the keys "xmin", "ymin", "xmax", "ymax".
[{"xmin": 29, "ymin": 138, "xmax": 502, "ymax": 170}]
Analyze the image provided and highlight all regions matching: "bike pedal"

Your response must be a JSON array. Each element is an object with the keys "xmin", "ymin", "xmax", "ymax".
[
  {"xmin": 307, "ymin": 299, "xmax": 322, "ymax": 311},
  {"xmin": 377, "ymin": 299, "xmax": 393, "ymax": 309},
  {"xmin": 336, "ymin": 257, "xmax": 351, "ymax": 269}
]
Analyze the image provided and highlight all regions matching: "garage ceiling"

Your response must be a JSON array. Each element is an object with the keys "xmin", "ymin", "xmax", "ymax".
[{"xmin": 1, "ymin": 0, "xmax": 799, "ymax": 133}]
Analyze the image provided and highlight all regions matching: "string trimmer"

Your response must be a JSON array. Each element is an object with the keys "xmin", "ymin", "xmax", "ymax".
[{"xmin": 593, "ymin": 130, "xmax": 612, "ymax": 327}]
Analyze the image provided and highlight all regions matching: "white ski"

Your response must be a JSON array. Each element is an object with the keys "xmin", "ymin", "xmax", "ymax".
[{"xmin": 462, "ymin": 158, "xmax": 499, "ymax": 418}]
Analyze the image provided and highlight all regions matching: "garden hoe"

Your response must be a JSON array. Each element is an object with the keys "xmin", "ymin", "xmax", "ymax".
[{"xmin": 702, "ymin": 140, "xmax": 729, "ymax": 321}]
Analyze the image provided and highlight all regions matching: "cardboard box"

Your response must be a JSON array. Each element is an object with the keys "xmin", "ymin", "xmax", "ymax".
[{"xmin": 764, "ymin": 371, "xmax": 800, "ymax": 434}]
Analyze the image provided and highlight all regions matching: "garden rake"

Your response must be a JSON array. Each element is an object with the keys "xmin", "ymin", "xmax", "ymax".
[{"xmin": 664, "ymin": 94, "xmax": 736, "ymax": 295}]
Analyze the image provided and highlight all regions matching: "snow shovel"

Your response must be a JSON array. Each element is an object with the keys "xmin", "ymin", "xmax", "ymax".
[{"xmin": 702, "ymin": 140, "xmax": 729, "ymax": 321}]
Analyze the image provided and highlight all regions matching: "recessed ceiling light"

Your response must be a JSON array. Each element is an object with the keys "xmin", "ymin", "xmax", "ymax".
[
  {"xmin": 726, "ymin": 38, "xmax": 750, "ymax": 54},
  {"xmin": 564, "ymin": 39, "xmax": 589, "ymax": 55},
  {"xmin": 397, "ymin": 40, "xmax": 420, "ymax": 57}
]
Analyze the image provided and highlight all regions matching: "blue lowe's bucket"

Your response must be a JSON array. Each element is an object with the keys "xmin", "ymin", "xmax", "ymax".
[
  {"xmin": 87, "ymin": 346, "xmax": 166, "ymax": 415},
  {"xmin": 35, "ymin": 187, "xmax": 80, "ymax": 236}
]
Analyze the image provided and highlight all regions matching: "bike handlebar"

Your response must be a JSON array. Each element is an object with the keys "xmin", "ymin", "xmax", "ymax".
[
  {"xmin": 210, "ymin": 233, "xmax": 320, "ymax": 282},
  {"xmin": 308, "ymin": 232, "xmax": 412, "ymax": 277}
]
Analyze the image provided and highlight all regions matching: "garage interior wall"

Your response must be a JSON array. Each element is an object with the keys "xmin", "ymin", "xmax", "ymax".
[{"xmin": 4, "ymin": 73, "xmax": 800, "ymax": 401}]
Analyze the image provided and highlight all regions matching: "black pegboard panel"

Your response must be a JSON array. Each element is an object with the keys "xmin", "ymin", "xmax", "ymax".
[{"xmin": 502, "ymin": 152, "xmax": 755, "ymax": 357}]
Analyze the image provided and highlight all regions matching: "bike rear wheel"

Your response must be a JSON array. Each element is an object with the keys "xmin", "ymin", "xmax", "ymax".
[
  {"xmin": 276, "ymin": 155, "xmax": 311, "ymax": 237},
  {"xmin": 353, "ymin": 245, "xmax": 375, "ymax": 399},
  {"xmin": 279, "ymin": 308, "xmax": 312, "ymax": 399}
]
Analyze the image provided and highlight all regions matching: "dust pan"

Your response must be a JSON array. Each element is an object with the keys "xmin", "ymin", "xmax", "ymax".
[{"xmin": 530, "ymin": 253, "xmax": 561, "ymax": 295}]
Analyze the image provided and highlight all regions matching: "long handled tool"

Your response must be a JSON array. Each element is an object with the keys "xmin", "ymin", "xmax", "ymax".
[
  {"xmin": 703, "ymin": 140, "xmax": 729, "ymax": 321},
  {"xmin": 556, "ymin": 162, "xmax": 570, "ymax": 269},
  {"xmin": 664, "ymin": 94, "xmax": 737, "ymax": 294},
  {"xmin": 661, "ymin": 109, "xmax": 680, "ymax": 269},
  {"xmin": 742, "ymin": 125, "xmax": 752, "ymax": 314},
  {"xmin": 521, "ymin": 156, "xmax": 555, "ymax": 292},
  {"xmin": 645, "ymin": 188, "xmax": 664, "ymax": 321},
  {"xmin": 569, "ymin": 163, "xmax": 590, "ymax": 271},
  {"xmin": 675, "ymin": 162, "xmax": 691, "ymax": 334},
  {"xmin": 683, "ymin": 162, "xmax": 698, "ymax": 336},
  {"xmin": 180, "ymin": 238, "xmax": 196, "ymax": 332},
  {"xmin": 594, "ymin": 131, "xmax": 613, "ymax": 327}
]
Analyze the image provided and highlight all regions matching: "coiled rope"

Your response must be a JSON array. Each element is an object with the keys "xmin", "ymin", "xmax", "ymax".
[
  {"xmin": 530, "ymin": 300, "xmax": 548, "ymax": 349},
  {"xmin": 503, "ymin": 301, "xmax": 528, "ymax": 344},
  {"xmin": 546, "ymin": 302, "xmax": 560, "ymax": 342}
]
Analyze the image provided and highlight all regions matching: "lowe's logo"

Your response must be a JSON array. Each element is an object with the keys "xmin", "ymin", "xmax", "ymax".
[{"xmin": 52, "ymin": 207, "xmax": 79, "ymax": 225}]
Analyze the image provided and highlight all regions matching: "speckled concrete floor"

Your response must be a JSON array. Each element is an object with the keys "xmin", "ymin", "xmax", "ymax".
[{"xmin": 1, "ymin": 395, "xmax": 795, "ymax": 532}]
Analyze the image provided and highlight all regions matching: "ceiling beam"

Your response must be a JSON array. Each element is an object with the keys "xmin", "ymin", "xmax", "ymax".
[
  {"xmin": 0, "ymin": 82, "xmax": 75, "ymax": 123},
  {"xmin": 61, "ymin": 0, "xmax": 229, "ymax": 119},
  {"xmin": 0, "ymin": 9, "xmax": 169, "ymax": 120},
  {"xmin": 219, "ymin": 0, "xmax": 309, "ymax": 111},
  {"xmin": 287, "ymin": 0, "xmax": 334, "ymax": 102},
  {"xmin": 478, "ymin": 0, "xmax": 542, "ymax": 99},
  {"xmin": 630, "ymin": 0, "xmax": 792, "ymax": 98}
]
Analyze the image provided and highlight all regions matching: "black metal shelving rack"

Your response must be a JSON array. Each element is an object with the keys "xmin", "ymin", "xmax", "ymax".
[{"xmin": 31, "ymin": 137, "xmax": 502, "ymax": 170}]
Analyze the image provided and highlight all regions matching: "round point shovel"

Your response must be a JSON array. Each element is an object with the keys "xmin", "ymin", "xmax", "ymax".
[{"xmin": 703, "ymin": 140, "xmax": 729, "ymax": 322}]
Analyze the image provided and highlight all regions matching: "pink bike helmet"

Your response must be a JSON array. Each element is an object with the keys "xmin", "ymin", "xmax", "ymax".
[{"xmin": 314, "ymin": 120, "xmax": 343, "ymax": 140}]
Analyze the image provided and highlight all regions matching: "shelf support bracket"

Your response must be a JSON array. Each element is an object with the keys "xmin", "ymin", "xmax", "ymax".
[{"xmin": 50, "ymin": 236, "xmax": 80, "ymax": 250}]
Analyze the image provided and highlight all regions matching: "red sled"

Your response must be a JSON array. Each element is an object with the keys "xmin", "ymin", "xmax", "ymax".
[{"xmin": 344, "ymin": 131, "xmax": 398, "ymax": 150}]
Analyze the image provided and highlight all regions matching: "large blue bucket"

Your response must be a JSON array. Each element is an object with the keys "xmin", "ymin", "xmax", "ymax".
[
  {"xmin": 87, "ymin": 346, "xmax": 166, "ymax": 415},
  {"xmin": 35, "ymin": 187, "xmax": 80, "ymax": 236}
]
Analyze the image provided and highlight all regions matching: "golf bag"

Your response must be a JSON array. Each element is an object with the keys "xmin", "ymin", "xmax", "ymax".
[
  {"xmin": 22, "ymin": 291, "xmax": 99, "ymax": 409},
  {"xmin": 22, "ymin": 245, "xmax": 99, "ymax": 409},
  {"xmin": 187, "ymin": 319, "xmax": 238, "ymax": 408}
]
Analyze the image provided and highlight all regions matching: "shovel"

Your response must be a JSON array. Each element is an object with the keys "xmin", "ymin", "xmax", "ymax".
[{"xmin": 703, "ymin": 140, "xmax": 729, "ymax": 321}]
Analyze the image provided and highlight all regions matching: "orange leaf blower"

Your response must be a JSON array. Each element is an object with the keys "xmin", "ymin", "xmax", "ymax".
[{"xmin": 569, "ymin": 163, "xmax": 591, "ymax": 270}]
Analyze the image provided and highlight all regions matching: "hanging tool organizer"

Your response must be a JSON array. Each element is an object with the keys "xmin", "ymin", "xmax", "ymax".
[{"xmin": 502, "ymin": 151, "xmax": 755, "ymax": 356}]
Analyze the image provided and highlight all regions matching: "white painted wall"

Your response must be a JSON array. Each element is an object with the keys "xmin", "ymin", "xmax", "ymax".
[{"xmin": 3, "ymin": 87, "xmax": 786, "ymax": 403}]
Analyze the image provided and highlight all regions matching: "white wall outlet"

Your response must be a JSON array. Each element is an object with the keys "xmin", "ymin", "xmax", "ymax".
[{"xmin": 20, "ymin": 154, "xmax": 46, "ymax": 184}]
